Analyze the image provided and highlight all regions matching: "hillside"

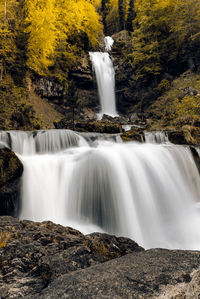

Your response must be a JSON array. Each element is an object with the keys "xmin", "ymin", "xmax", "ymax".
[{"xmin": 0, "ymin": 0, "xmax": 199, "ymax": 138}]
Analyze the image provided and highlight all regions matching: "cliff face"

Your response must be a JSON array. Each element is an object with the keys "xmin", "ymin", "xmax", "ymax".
[{"xmin": 32, "ymin": 55, "xmax": 99, "ymax": 122}]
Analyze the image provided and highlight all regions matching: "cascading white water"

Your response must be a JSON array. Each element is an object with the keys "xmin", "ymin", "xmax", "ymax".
[
  {"xmin": 89, "ymin": 36, "xmax": 118, "ymax": 118},
  {"xmin": 1, "ymin": 130, "xmax": 200, "ymax": 250},
  {"xmin": 89, "ymin": 52, "xmax": 118, "ymax": 118},
  {"xmin": 0, "ymin": 130, "xmax": 85, "ymax": 155},
  {"xmin": 145, "ymin": 131, "xmax": 169, "ymax": 144},
  {"xmin": 104, "ymin": 36, "xmax": 114, "ymax": 51}
]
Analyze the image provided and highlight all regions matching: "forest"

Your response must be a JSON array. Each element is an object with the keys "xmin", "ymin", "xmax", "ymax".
[
  {"xmin": 1, "ymin": 2, "xmax": 200, "ymax": 297},
  {"xmin": 0, "ymin": 0, "xmax": 200, "ymax": 134}
]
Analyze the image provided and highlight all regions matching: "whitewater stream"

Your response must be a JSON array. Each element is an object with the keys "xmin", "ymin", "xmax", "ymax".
[{"xmin": 1, "ymin": 130, "xmax": 200, "ymax": 250}]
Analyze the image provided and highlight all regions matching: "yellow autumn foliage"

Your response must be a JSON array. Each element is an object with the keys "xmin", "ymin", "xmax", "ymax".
[
  {"xmin": 0, "ymin": 0, "xmax": 18, "ymax": 77},
  {"xmin": 25, "ymin": 0, "xmax": 103, "ymax": 75}
]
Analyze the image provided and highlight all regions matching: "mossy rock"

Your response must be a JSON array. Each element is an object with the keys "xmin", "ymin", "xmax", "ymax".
[
  {"xmin": 85, "ymin": 233, "xmax": 144, "ymax": 261},
  {"xmin": 121, "ymin": 128, "xmax": 144, "ymax": 142},
  {"xmin": 0, "ymin": 148, "xmax": 23, "ymax": 217},
  {"xmin": 0, "ymin": 148, "xmax": 23, "ymax": 187}
]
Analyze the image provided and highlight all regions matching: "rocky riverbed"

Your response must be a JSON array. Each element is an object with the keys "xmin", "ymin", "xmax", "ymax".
[{"xmin": 0, "ymin": 216, "xmax": 199, "ymax": 298}]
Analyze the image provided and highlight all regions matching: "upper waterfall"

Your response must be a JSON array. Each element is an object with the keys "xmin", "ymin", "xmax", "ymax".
[
  {"xmin": 89, "ymin": 36, "xmax": 118, "ymax": 119},
  {"xmin": 104, "ymin": 36, "xmax": 114, "ymax": 51}
]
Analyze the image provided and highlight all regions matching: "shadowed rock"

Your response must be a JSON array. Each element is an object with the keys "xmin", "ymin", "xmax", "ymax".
[{"xmin": 0, "ymin": 148, "xmax": 23, "ymax": 217}]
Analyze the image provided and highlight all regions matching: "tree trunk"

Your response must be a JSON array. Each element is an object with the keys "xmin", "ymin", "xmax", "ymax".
[
  {"xmin": 126, "ymin": 0, "xmax": 135, "ymax": 31},
  {"xmin": 101, "ymin": 0, "xmax": 109, "ymax": 35},
  {"xmin": 0, "ymin": 60, "xmax": 4, "ymax": 81},
  {"xmin": 4, "ymin": 0, "xmax": 7, "ymax": 21},
  {"xmin": 118, "ymin": 0, "xmax": 125, "ymax": 31}
]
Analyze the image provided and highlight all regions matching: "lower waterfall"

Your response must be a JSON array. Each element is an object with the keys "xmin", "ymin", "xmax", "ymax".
[{"xmin": 1, "ymin": 130, "xmax": 200, "ymax": 250}]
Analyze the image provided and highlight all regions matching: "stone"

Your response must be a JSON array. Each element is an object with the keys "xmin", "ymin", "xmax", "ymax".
[
  {"xmin": 121, "ymin": 127, "xmax": 144, "ymax": 142},
  {"xmin": 190, "ymin": 146, "xmax": 200, "ymax": 173},
  {"xmin": 0, "ymin": 216, "xmax": 143, "ymax": 299},
  {"xmin": 0, "ymin": 217, "xmax": 200, "ymax": 298},
  {"xmin": 38, "ymin": 249, "xmax": 200, "ymax": 299},
  {"xmin": 0, "ymin": 149, "xmax": 23, "ymax": 217},
  {"xmin": 168, "ymin": 130, "xmax": 188, "ymax": 145},
  {"xmin": 55, "ymin": 119, "xmax": 123, "ymax": 134}
]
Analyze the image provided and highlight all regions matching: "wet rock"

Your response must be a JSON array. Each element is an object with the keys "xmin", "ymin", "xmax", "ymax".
[
  {"xmin": 55, "ymin": 118, "xmax": 123, "ymax": 134},
  {"xmin": 0, "ymin": 149, "xmax": 23, "ymax": 217},
  {"xmin": 121, "ymin": 127, "xmax": 144, "ymax": 142},
  {"xmin": 190, "ymin": 146, "xmax": 200, "ymax": 173},
  {"xmin": 168, "ymin": 130, "xmax": 188, "ymax": 145}
]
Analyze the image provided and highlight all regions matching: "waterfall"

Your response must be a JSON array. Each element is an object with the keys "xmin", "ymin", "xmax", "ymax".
[
  {"xmin": 144, "ymin": 131, "xmax": 169, "ymax": 144},
  {"xmin": 0, "ymin": 130, "xmax": 86, "ymax": 155},
  {"xmin": 89, "ymin": 36, "xmax": 118, "ymax": 118},
  {"xmin": 104, "ymin": 36, "xmax": 114, "ymax": 51},
  {"xmin": 1, "ymin": 130, "xmax": 200, "ymax": 250}
]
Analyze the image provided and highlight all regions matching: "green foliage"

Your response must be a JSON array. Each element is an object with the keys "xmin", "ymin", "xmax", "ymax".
[
  {"xmin": 0, "ymin": 0, "xmax": 18, "ymax": 79},
  {"xmin": 147, "ymin": 71, "xmax": 200, "ymax": 129},
  {"xmin": 0, "ymin": 76, "xmax": 40, "ymax": 130},
  {"xmin": 132, "ymin": 0, "xmax": 200, "ymax": 83}
]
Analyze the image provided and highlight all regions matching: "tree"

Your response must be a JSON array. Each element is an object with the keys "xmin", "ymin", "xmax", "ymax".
[
  {"xmin": 0, "ymin": 0, "xmax": 18, "ymax": 80},
  {"xmin": 101, "ymin": 0, "xmax": 110, "ymax": 34},
  {"xmin": 170, "ymin": 0, "xmax": 200, "ymax": 70},
  {"xmin": 24, "ymin": 0, "xmax": 103, "ymax": 77},
  {"xmin": 24, "ymin": 0, "xmax": 58, "ymax": 75},
  {"xmin": 126, "ymin": 0, "xmax": 135, "ymax": 31},
  {"xmin": 118, "ymin": 0, "xmax": 125, "ymax": 30}
]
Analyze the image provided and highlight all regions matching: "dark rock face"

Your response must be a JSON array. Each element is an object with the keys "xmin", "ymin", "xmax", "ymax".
[
  {"xmin": 33, "ymin": 55, "xmax": 99, "ymax": 118},
  {"xmin": 55, "ymin": 117, "xmax": 123, "ymax": 134},
  {"xmin": 190, "ymin": 146, "xmax": 200, "ymax": 173},
  {"xmin": 168, "ymin": 130, "xmax": 188, "ymax": 145},
  {"xmin": 0, "ymin": 216, "xmax": 143, "ymax": 298},
  {"xmin": 0, "ymin": 149, "xmax": 23, "ymax": 217},
  {"xmin": 34, "ymin": 78, "xmax": 65, "ymax": 99}
]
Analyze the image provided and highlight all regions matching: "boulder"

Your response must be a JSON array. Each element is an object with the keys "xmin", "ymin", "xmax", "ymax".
[
  {"xmin": 0, "ymin": 216, "xmax": 200, "ymax": 298},
  {"xmin": 39, "ymin": 249, "xmax": 200, "ymax": 299},
  {"xmin": 121, "ymin": 127, "xmax": 144, "ymax": 142},
  {"xmin": 55, "ymin": 119, "xmax": 123, "ymax": 134},
  {"xmin": 0, "ymin": 148, "xmax": 23, "ymax": 217},
  {"xmin": 0, "ymin": 216, "xmax": 143, "ymax": 298}
]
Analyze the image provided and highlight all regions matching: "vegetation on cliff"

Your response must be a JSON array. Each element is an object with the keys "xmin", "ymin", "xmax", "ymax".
[
  {"xmin": 0, "ymin": 0, "xmax": 199, "ymax": 135},
  {"xmin": 132, "ymin": 0, "xmax": 200, "ymax": 83},
  {"xmin": 147, "ymin": 71, "xmax": 200, "ymax": 144}
]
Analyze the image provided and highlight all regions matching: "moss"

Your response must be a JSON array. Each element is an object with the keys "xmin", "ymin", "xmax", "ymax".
[
  {"xmin": 0, "ymin": 231, "xmax": 13, "ymax": 248},
  {"xmin": 85, "ymin": 237, "xmax": 121, "ymax": 261},
  {"xmin": 0, "ymin": 76, "xmax": 41, "ymax": 130},
  {"xmin": 121, "ymin": 128, "xmax": 144, "ymax": 142},
  {"xmin": 0, "ymin": 148, "xmax": 23, "ymax": 187},
  {"xmin": 147, "ymin": 71, "xmax": 200, "ymax": 144}
]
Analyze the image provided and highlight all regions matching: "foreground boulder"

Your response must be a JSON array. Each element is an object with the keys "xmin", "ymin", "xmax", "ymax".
[
  {"xmin": 0, "ymin": 217, "xmax": 200, "ymax": 298},
  {"xmin": 40, "ymin": 249, "xmax": 200, "ymax": 299},
  {"xmin": 0, "ymin": 216, "xmax": 143, "ymax": 298},
  {"xmin": 0, "ymin": 148, "xmax": 23, "ymax": 217}
]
